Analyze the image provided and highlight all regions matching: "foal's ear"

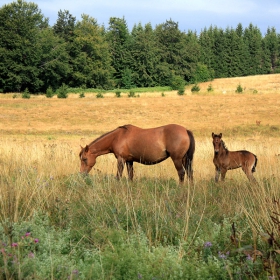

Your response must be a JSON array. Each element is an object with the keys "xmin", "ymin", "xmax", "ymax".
[
  {"xmin": 219, "ymin": 133, "xmax": 222, "ymax": 138},
  {"xmin": 84, "ymin": 145, "xmax": 89, "ymax": 153},
  {"xmin": 80, "ymin": 145, "xmax": 84, "ymax": 150},
  {"xmin": 212, "ymin": 132, "xmax": 215, "ymax": 138}
]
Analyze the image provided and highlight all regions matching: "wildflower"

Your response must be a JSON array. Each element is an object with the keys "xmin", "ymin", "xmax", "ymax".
[
  {"xmin": 25, "ymin": 232, "xmax": 31, "ymax": 237},
  {"xmin": 11, "ymin": 243, "xmax": 18, "ymax": 247},
  {"xmin": 246, "ymin": 254, "xmax": 253, "ymax": 261},
  {"xmin": 204, "ymin": 241, "xmax": 212, "ymax": 248},
  {"xmin": 28, "ymin": 252, "xmax": 35, "ymax": 258},
  {"xmin": 34, "ymin": 238, "xmax": 39, "ymax": 243},
  {"xmin": 218, "ymin": 251, "xmax": 229, "ymax": 259}
]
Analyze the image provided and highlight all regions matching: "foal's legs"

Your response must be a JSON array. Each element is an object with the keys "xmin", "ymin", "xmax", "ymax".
[
  {"xmin": 116, "ymin": 157, "xmax": 125, "ymax": 179},
  {"xmin": 215, "ymin": 166, "xmax": 221, "ymax": 182},
  {"xmin": 220, "ymin": 168, "xmax": 227, "ymax": 181},
  {"xmin": 242, "ymin": 165, "xmax": 257, "ymax": 183},
  {"xmin": 126, "ymin": 161, "xmax": 134, "ymax": 180}
]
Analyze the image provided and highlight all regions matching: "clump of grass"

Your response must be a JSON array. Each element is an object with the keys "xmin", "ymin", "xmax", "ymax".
[
  {"xmin": 115, "ymin": 90, "xmax": 121, "ymax": 97},
  {"xmin": 191, "ymin": 84, "xmax": 200, "ymax": 93},
  {"xmin": 22, "ymin": 88, "xmax": 30, "ymax": 99},
  {"xmin": 96, "ymin": 92, "xmax": 104, "ymax": 98},
  {"xmin": 57, "ymin": 84, "xmax": 68, "ymax": 98}
]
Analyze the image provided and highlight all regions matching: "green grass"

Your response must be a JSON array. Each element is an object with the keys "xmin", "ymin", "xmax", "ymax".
[{"xmin": 1, "ymin": 163, "xmax": 280, "ymax": 279}]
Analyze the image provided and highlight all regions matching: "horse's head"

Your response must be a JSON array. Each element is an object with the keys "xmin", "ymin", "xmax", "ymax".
[
  {"xmin": 212, "ymin": 132, "xmax": 222, "ymax": 154},
  {"xmin": 79, "ymin": 145, "xmax": 96, "ymax": 174}
]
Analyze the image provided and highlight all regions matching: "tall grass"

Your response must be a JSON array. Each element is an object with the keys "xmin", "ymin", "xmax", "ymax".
[{"xmin": 1, "ymin": 137, "xmax": 280, "ymax": 278}]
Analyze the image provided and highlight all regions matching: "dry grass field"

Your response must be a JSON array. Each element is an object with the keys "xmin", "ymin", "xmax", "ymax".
[
  {"xmin": 0, "ymin": 74, "xmax": 280, "ymax": 182},
  {"xmin": 1, "ymin": 74, "xmax": 280, "ymax": 278}
]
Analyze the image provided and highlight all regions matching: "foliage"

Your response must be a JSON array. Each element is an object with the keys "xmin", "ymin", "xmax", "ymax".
[
  {"xmin": 57, "ymin": 83, "xmax": 68, "ymax": 98},
  {"xmin": 191, "ymin": 84, "xmax": 200, "ymax": 92},
  {"xmin": 96, "ymin": 92, "xmax": 104, "ymax": 98},
  {"xmin": 236, "ymin": 83, "xmax": 243, "ymax": 93},
  {"xmin": 177, "ymin": 86, "xmax": 185, "ymax": 95},
  {"xmin": 79, "ymin": 92, "xmax": 85, "ymax": 98},
  {"xmin": 22, "ymin": 88, "xmax": 30, "ymax": 99},
  {"xmin": 128, "ymin": 90, "xmax": 136, "ymax": 97},
  {"xmin": 46, "ymin": 86, "xmax": 54, "ymax": 98},
  {"xmin": 1, "ymin": 2, "xmax": 280, "ymax": 93},
  {"xmin": 115, "ymin": 90, "xmax": 121, "ymax": 97},
  {"xmin": 207, "ymin": 84, "xmax": 214, "ymax": 92}
]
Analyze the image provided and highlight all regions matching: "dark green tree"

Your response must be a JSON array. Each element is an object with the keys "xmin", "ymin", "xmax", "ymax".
[
  {"xmin": 154, "ymin": 19, "xmax": 200, "ymax": 85},
  {"xmin": 53, "ymin": 9, "xmax": 76, "ymax": 42},
  {"xmin": 70, "ymin": 14, "xmax": 114, "ymax": 89},
  {"xmin": 38, "ymin": 28, "xmax": 70, "ymax": 92},
  {"xmin": 264, "ymin": 27, "xmax": 279, "ymax": 72},
  {"xmin": 129, "ymin": 23, "xmax": 160, "ymax": 87},
  {"xmin": 106, "ymin": 17, "xmax": 131, "ymax": 87},
  {"xmin": 0, "ymin": 0, "xmax": 48, "ymax": 92}
]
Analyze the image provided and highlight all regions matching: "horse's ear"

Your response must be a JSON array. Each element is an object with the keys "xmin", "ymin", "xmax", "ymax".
[
  {"xmin": 219, "ymin": 133, "xmax": 222, "ymax": 138},
  {"xmin": 84, "ymin": 145, "xmax": 89, "ymax": 153},
  {"xmin": 212, "ymin": 132, "xmax": 215, "ymax": 138}
]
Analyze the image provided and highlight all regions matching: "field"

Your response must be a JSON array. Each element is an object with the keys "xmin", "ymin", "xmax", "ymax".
[{"xmin": 1, "ymin": 74, "xmax": 280, "ymax": 279}]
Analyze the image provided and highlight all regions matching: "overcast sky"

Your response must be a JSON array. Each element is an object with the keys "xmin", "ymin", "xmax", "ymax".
[{"xmin": 1, "ymin": 0, "xmax": 280, "ymax": 35}]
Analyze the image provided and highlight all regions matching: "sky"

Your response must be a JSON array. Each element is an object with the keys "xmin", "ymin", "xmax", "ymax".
[{"xmin": 1, "ymin": 0, "xmax": 280, "ymax": 35}]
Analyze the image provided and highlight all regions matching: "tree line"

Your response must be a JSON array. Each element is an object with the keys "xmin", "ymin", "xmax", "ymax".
[{"xmin": 1, "ymin": 0, "xmax": 280, "ymax": 93}]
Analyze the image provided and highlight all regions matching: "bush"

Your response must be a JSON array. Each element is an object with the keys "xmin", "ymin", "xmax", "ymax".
[
  {"xmin": 57, "ymin": 84, "xmax": 68, "ymax": 99},
  {"xmin": 207, "ymin": 84, "xmax": 214, "ymax": 92},
  {"xmin": 22, "ymin": 88, "xmax": 30, "ymax": 99},
  {"xmin": 177, "ymin": 87, "xmax": 185, "ymax": 95},
  {"xmin": 96, "ymin": 92, "xmax": 104, "ymax": 98},
  {"xmin": 46, "ymin": 86, "xmax": 54, "ymax": 98},
  {"xmin": 115, "ymin": 91, "xmax": 121, "ymax": 98},
  {"xmin": 235, "ymin": 84, "xmax": 243, "ymax": 93},
  {"xmin": 79, "ymin": 92, "xmax": 85, "ymax": 98},
  {"xmin": 128, "ymin": 91, "xmax": 136, "ymax": 98},
  {"xmin": 191, "ymin": 84, "xmax": 200, "ymax": 93},
  {"xmin": 169, "ymin": 74, "xmax": 185, "ymax": 90}
]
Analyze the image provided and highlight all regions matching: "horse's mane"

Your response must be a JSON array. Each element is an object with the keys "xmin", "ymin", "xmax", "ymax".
[
  {"xmin": 221, "ymin": 140, "xmax": 229, "ymax": 153},
  {"xmin": 88, "ymin": 125, "xmax": 130, "ymax": 146}
]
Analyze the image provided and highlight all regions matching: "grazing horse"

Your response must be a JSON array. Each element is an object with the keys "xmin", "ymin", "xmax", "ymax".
[
  {"xmin": 79, "ymin": 124, "xmax": 195, "ymax": 184},
  {"xmin": 212, "ymin": 133, "xmax": 257, "ymax": 183}
]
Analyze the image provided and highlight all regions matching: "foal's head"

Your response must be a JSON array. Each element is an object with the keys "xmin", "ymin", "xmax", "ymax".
[
  {"xmin": 212, "ymin": 132, "xmax": 223, "ymax": 154},
  {"xmin": 79, "ymin": 145, "xmax": 96, "ymax": 174}
]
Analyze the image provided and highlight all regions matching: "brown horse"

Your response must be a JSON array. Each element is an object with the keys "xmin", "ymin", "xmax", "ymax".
[
  {"xmin": 212, "ymin": 133, "xmax": 258, "ymax": 183},
  {"xmin": 79, "ymin": 124, "xmax": 195, "ymax": 184}
]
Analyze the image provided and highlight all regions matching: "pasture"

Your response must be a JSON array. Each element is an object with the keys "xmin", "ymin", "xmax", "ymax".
[{"xmin": 1, "ymin": 74, "xmax": 280, "ymax": 279}]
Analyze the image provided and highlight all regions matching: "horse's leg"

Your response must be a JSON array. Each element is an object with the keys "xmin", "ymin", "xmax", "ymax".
[
  {"xmin": 220, "ymin": 168, "xmax": 227, "ymax": 181},
  {"xmin": 215, "ymin": 166, "xmax": 220, "ymax": 182},
  {"xmin": 185, "ymin": 157, "xmax": 193, "ymax": 183},
  {"xmin": 116, "ymin": 157, "xmax": 125, "ymax": 179},
  {"xmin": 172, "ymin": 158, "xmax": 185, "ymax": 184},
  {"xmin": 243, "ymin": 166, "xmax": 257, "ymax": 184},
  {"xmin": 126, "ymin": 161, "xmax": 134, "ymax": 181}
]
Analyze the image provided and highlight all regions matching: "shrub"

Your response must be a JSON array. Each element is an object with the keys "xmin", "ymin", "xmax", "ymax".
[
  {"xmin": 79, "ymin": 92, "xmax": 85, "ymax": 98},
  {"xmin": 235, "ymin": 84, "xmax": 243, "ymax": 93},
  {"xmin": 169, "ymin": 74, "xmax": 185, "ymax": 90},
  {"xmin": 128, "ymin": 91, "xmax": 136, "ymax": 98},
  {"xmin": 57, "ymin": 84, "xmax": 68, "ymax": 98},
  {"xmin": 46, "ymin": 86, "xmax": 54, "ymax": 98},
  {"xmin": 191, "ymin": 84, "xmax": 200, "ymax": 93},
  {"xmin": 22, "ymin": 88, "xmax": 30, "ymax": 99},
  {"xmin": 115, "ymin": 91, "xmax": 121, "ymax": 98},
  {"xmin": 96, "ymin": 92, "xmax": 104, "ymax": 98},
  {"xmin": 207, "ymin": 84, "xmax": 214, "ymax": 92},
  {"xmin": 177, "ymin": 86, "xmax": 185, "ymax": 95},
  {"xmin": 161, "ymin": 92, "xmax": 165, "ymax": 97}
]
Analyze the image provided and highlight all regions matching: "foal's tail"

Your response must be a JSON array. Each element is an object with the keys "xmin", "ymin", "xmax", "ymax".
[{"xmin": 252, "ymin": 154, "xmax": 258, "ymax": 173}]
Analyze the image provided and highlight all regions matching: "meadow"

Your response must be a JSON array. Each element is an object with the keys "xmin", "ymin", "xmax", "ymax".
[{"xmin": 0, "ymin": 74, "xmax": 280, "ymax": 279}]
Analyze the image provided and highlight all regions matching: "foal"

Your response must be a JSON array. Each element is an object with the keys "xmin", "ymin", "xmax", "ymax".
[{"xmin": 212, "ymin": 133, "xmax": 258, "ymax": 183}]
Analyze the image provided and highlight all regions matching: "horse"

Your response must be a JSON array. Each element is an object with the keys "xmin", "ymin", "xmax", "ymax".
[
  {"xmin": 79, "ymin": 124, "xmax": 195, "ymax": 184},
  {"xmin": 212, "ymin": 133, "xmax": 258, "ymax": 183}
]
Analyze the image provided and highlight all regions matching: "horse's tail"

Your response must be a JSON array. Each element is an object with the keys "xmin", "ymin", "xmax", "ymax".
[
  {"xmin": 186, "ymin": 130, "xmax": 195, "ymax": 161},
  {"xmin": 184, "ymin": 130, "xmax": 195, "ymax": 179},
  {"xmin": 252, "ymin": 154, "xmax": 258, "ymax": 173}
]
